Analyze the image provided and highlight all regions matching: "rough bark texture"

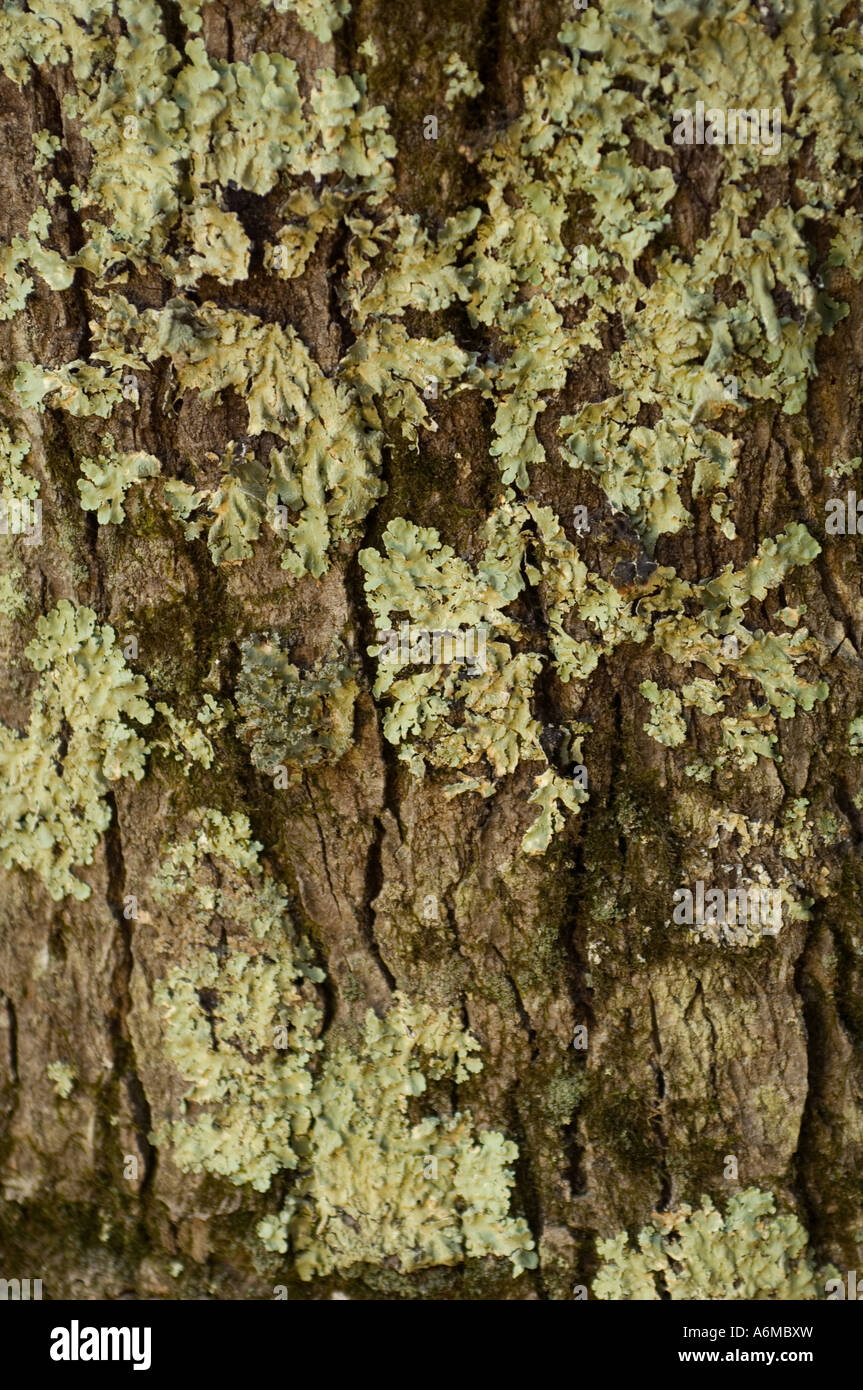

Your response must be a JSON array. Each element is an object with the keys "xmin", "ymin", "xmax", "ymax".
[{"xmin": 1, "ymin": 0, "xmax": 862, "ymax": 1301}]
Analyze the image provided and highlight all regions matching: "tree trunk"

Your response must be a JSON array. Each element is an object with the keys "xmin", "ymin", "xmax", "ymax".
[{"xmin": 1, "ymin": 0, "xmax": 862, "ymax": 1301}]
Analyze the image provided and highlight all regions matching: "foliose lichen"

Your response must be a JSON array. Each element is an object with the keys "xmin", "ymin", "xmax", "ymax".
[
  {"xmin": 150, "ymin": 814, "xmax": 536, "ymax": 1280},
  {"xmin": 259, "ymin": 996, "xmax": 538, "ymax": 1281},
  {"xmin": 150, "ymin": 810, "xmax": 325, "ymax": 1191},
  {"xmin": 0, "ymin": 600, "xmax": 152, "ymax": 900},
  {"xmin": 235, "ymin": 636, "xmax": 358, "ymax": 780},
  {"xmin": 593, "ymin": 1188, "xmax": 836, "ymax": 1300}
]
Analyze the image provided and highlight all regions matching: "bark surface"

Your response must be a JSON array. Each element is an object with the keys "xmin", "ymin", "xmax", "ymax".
[{"xmin": 0, "ymin": 0, "xmax": 861, "ymax": 1300}]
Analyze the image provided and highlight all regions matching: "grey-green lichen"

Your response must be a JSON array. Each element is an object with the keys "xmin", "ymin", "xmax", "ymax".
[
  {"xmin": 0, "ymin": 205, "xmax": 73, "ymax": 321},
  {"xmin": 639, "ymin": 681, "xmax": 687, "ymax": 749},
  {"xmin": 2, "ymin": 0, "xmax": 843, "ymax": 852},
  {"xmin": 262, "ymin": 0, "xmax": 350, "ymax": 43},
  {"xmin": 235, "ymin": 636, "xmax": 358, "ymax": 780},
  {"xmin": 150, "ymin": 812, "xmax": 536, "ymax": 1279},
  {"xmin": 150, "ymin": 810, "xmax": 324, "ymax": 1191},
  {"xmin": 150, "ymin": 696, "xmax": 226, "ymax": 773},
  {"xmin": 443, "ymin": 54, "xmax": 483, "ymax": 105},
  {"xmin": 359, "ymin": 502, "xmax": 589, "ymax": 852},
  {"xmin": 258, "ymin": 996, "xmax": 538, "ymax": 1281},
  {"xmin": 77, "ymin": 433, "xmax": 160, "ymax": 524},
  {"xmin": 360, "ymin": 501, "xmax": 825, "ymax": 843},
  {"xmin": 0, "ymin": 600, "xmax": 152, "ymax": 900},
  {"xmin": 665, "ymin": 797, "xmax": 828, "ymax": 948},
  {"xmin": 0, "ymin": 2, "xmax": 394, "ymax": 287},
  {"xmin": 593, "ymin": 1188, "xmax": 836, "ymax": 1300},
  {"xmin": 46, "ymin": 1060, "xmax": 76, "ymax": 1099},
  {"xmin": 87, "ymin": 295, "xmax": 387, "ymax": 576},
  {"xmin": 0, "ymin": 422, "xmax": 37, "ymax": 506}
]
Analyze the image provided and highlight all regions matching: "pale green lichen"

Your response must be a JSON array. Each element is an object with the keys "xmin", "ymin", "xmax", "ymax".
[
  {"xmin": 357, "ymin": 37, "xmax": 378, "ymax": 66},
  {"xmin": 14, "ymin": 359, "xmax": 125, "ymax": 418},
  {"xmin": 779, "ymin": 797, "xmax": 813, "ymax": 861},
  {"xmin": 235, "ymin": 636, "xmax": 358, "ymax": 780},
  {"xmin": 593, "ymin": 1188, "xmax": 834, "ymax": 1300},
  {"xmin": 667, "ymin": 799, "xmax": 823, "ymax": 948},
  {"xmin": 150, "ymin": 696, "xmax": 226, "ymax": 772},
  {"xmin": 0, "ymin": 205, "xmax": 73, "ymax": 321},
  {"xmin": 0, "ymin": 0, "xmax": 844, "ymax": 872},
  {"xmin": 46, "ymin": 1060, "xmax": 75, "ymax": 1099},
  {"xmin": 639, "ymin": 681, "xmax": 687, "ymax": 748},
  {"xmin": 826, "ymin": 454, "xmax": 861, "ymax": 481},
  {"xmin": 0, "ymin": 601, "xmax": 152, "ymax": 900},
  {"xmin": 150, "ymin": 810, "xmax": 324, "ymax": 1191},
  {"xmin": 0, "ymin": 422, "xmax": 37, "ymax": 505},
  {"xmin": 77, "ymin": 433, "xmax": 160, "ymax": 524},
  {"xmin": 359, "ymin": 504, "xmax": 590, "ymax": 852},
  {"xmin": 343, "ymin": 208, "xmax": 481, "ymax": 328},
  {"xmin": 150, "ymin": 814, "xmax": 535, "ymax": 1280},
  {"xmin": 88, "ymin": 295, "xmax": 386, "ymax": 576},
  {"xmin": 32, "ymin": 129, "xmax": 61, "ymax": 170},
  {"xmin": 443, "ymin": 54, "xmax": 483, "ymax": 105},
  {"xmin": 4, "ymin": 4, "xmax": 394, "ymax": 297},
  {"xmin": 262, "ymin": 0, "xmax": 350, "ymax": 44},
  {"xmin": 0, "ymin": 567, "xmax": 28, "ymax": 622},
  {"xmin": 260, "ymin": 996, "xmax": 538, "ymax": 1281}
]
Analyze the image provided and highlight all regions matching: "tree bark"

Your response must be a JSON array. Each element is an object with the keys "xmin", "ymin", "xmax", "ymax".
[{"xmin": 1, "ymin": 0, "xmax": 862, "ymax": 1301}]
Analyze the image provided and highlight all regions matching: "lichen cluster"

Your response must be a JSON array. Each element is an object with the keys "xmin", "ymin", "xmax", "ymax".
[
  {"xmin": 0, "ymin": 0, "xmax": 857, "ymax": 1293},
  {"xmin": 149, "ymin": 813, "xmax": 536, "ymax": 1278},
  {"xmin": 260, "ymin": 998, "xmax": 538, "ymax": 1280},
  {"xmin": 150, "ymin": 811, "xmax": 325, "ymax": 1191},
  {"xmin": 3, "ymin": 0, "xmax": 844, "ymax": 847},
  {"xmin": 0, "ymin": 601, "xmax": 152, "ymax": 900},
  {"xmin": 593, "ymin": 1188, "xmax": 835, "ymax": 1300},
  {"xmin": 235, "ymin": 636, "xmax": 358, "ymax": 779}
]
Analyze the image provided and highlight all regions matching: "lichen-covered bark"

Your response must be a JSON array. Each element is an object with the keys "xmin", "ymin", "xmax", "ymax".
[{"xmin": 1, "ymin": 0, "xmax": 862, "ymax": 1301}]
